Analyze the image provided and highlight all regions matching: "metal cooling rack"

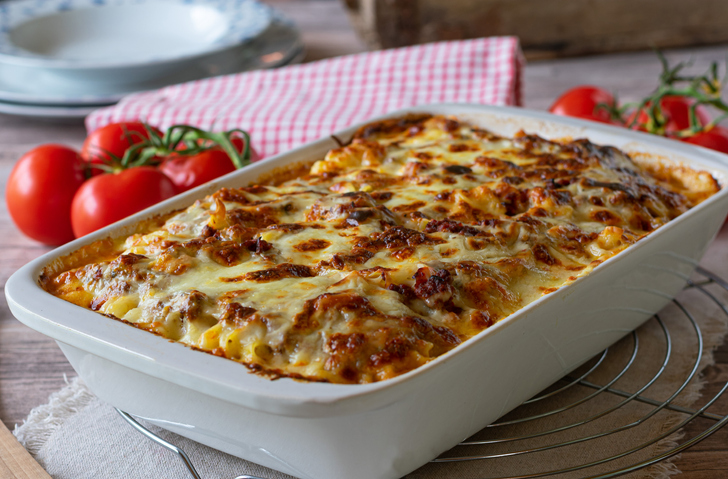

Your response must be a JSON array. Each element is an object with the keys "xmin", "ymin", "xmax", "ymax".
[{"xmin": 116, "ymin": 265, "xmax": 728, "ymax": 479}]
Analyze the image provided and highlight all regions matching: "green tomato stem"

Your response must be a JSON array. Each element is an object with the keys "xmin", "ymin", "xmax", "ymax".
[{"xmin": 101, "ymin": 122, "xmax": 254, "ymax": 171}]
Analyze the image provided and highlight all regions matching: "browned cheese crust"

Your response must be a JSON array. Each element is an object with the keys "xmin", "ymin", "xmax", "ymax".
[{"xmin": 41, "ymin": 114, "xmax": 720, "ymax": 383}]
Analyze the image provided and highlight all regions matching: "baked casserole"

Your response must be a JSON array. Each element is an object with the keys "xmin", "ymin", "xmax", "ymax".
[{"xmin": 41, "ymin": 114, "xmax": 720, "ymax": 384}]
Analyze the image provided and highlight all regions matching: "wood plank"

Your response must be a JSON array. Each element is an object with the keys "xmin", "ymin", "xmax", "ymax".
[
  {"xmin": 0, "ymin": 423, "xmax": 51, "ymax": 479},
  {"xmin": 342, "ymin": 0, "xmax": 728, "ymax": 59}
]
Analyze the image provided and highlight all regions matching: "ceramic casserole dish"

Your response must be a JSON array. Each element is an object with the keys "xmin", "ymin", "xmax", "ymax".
[{"xmin": 7, "ymin": 104, "xmax": 728, "ymax": 479}]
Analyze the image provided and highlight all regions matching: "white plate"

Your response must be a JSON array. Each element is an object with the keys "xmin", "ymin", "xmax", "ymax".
[
  {"xmin": 0, "ymin": 21, "xmax": 305, "ymax": 118},
  {"xmin": 0, "ymin": 0, "xmax": 272, "ymax": 83}
]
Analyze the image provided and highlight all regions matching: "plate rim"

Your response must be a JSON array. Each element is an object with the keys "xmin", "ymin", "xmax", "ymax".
[
  {"xmin": 0, "ymin": 0, "xmax": 273, "ymax": 70},
  {"xmin": 0, "ymin": 100, "xmax": 97, "ymax": 117},
  {"xmin": 0, "ymin": 17, "xmax": 302, "ymax": 107}
]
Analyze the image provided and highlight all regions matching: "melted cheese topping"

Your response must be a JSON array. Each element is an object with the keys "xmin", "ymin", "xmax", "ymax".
[{"xmin": 42, "ymin": 114, "xmax": 720, "ymax": 384}]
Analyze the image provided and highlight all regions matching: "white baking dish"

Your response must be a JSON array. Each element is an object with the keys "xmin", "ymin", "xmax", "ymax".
[{"xmin": 7, "ymin": 104, "xmax": 728, "ymax": 479}]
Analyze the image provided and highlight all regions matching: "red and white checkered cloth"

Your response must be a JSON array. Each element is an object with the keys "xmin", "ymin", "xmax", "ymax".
[{"xmin": 86, "ymin": 37, "xmax": 524, "ymax": 158}]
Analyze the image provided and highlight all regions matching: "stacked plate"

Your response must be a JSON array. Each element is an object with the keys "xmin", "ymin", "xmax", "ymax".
[{"xmin": 0, "ymin": 0, "xmax": 304, "ymax": 119}]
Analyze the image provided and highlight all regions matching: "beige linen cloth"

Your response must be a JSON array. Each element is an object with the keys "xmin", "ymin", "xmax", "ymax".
[{"xmin": 15, "ymin": 227, "xmax": 728, "ymax": 479}]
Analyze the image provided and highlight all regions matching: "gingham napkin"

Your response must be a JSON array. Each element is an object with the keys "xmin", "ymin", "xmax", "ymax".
[{"xmin": 86, "ymin": 37, "xmax": 524, "ymax": 157}]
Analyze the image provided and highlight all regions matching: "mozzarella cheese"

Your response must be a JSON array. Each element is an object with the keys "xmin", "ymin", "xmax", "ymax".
[{"xmin": 41, "ymin": 114, "xmax": 720, "ymax": 384}]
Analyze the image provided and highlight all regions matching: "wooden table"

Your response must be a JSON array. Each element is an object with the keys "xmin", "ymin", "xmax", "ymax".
[{"xmin": 0, "ymin": 0, "xmax": 726, "ymax": 476}]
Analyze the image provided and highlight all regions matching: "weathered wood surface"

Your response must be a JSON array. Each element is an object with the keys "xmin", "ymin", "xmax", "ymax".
[
  {"xmin": 0, "ymin": 422, "xmax": 51, "ymax": 479},
  {"xmin": 341, "ymin": 0, "xmax": 728, "ymax": 60},
  {"xmin": 0, "ymin": 0, "xmax": 726, "ymax": 476}
]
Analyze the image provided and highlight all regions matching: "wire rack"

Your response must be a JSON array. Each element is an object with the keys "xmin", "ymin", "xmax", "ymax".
[{"xmin": 116, "ymin": 265, "xmax": 728, "ymax": 479}]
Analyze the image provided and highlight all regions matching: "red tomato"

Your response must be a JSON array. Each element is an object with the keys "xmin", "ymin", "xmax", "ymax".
[
  {"xmin": 682, "ymin": 126, "xmax": 728, "ymax": 154},
  {"xmin": 160, "ymin": 137, "xmax": 260, "ymax": 192},
  {"xmin": 160, "ymin": 149, "xmax": 236, "ymax": 192},
  {"xmin": 6, "ymin": 145, "xmax": 85, "ymax": 245},
  {"xmin": 81, "ymin": 122, "xmax": 162, "ymax": 174},
  {"xmin": 627, "ymin": 96, "xmax": 711, "ymax": 134},
  {"xmin": 549, "ymin": 86, "xmax": 617, "ymax": 124},
  {"xmin": 71, "ymin": 167, "xmax": 177, "ymax": 237}
]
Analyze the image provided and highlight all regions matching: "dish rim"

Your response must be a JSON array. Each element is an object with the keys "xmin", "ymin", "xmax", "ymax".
[
  {"xmin": 0, "ymin": 0, "xmax": 272, "ymax": 70},
  {"xmin": 7, "ymin": 103, "xmax": 728, "ymax": 417}
]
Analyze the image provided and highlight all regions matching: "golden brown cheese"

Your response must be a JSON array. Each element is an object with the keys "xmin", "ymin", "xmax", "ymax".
[{"xmin": 41, "ymin": 114, "xmax": 720, "ymax": 384}]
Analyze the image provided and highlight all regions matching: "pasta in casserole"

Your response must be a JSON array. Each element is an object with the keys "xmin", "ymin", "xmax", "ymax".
[{"xmin": 42, "ymin": 114, "xmax": 720, "ymax": 384}]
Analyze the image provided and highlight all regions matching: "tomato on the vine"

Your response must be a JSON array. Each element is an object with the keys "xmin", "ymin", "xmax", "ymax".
[
  {"xmin": 70, "ymin": 166, "xmax": 177, "ymax": 238},
  {"xmin": 682, "ymin": 126, "xmax": 728, "ymax": 154},
  {"xmin": 549, "ymin": 86, "xmax": 617, "ymax": 124},
  {"xmin": 81, "ymin": 122, "xmax": 162, "ymax": 175},
  {"xmin": 627, "ymin": 96, "xmax": 711, "ymax": 134},
  {"xmin": 6, "ymin": 145, "xmax": 86, "ymax": 245},
  {"xmin": 160, "ymin": 136, "xmax": 260, "ymax": 192},
  {"xmin": 159, "ymin": 149, "xmax": 236, "ymax": 193}
]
